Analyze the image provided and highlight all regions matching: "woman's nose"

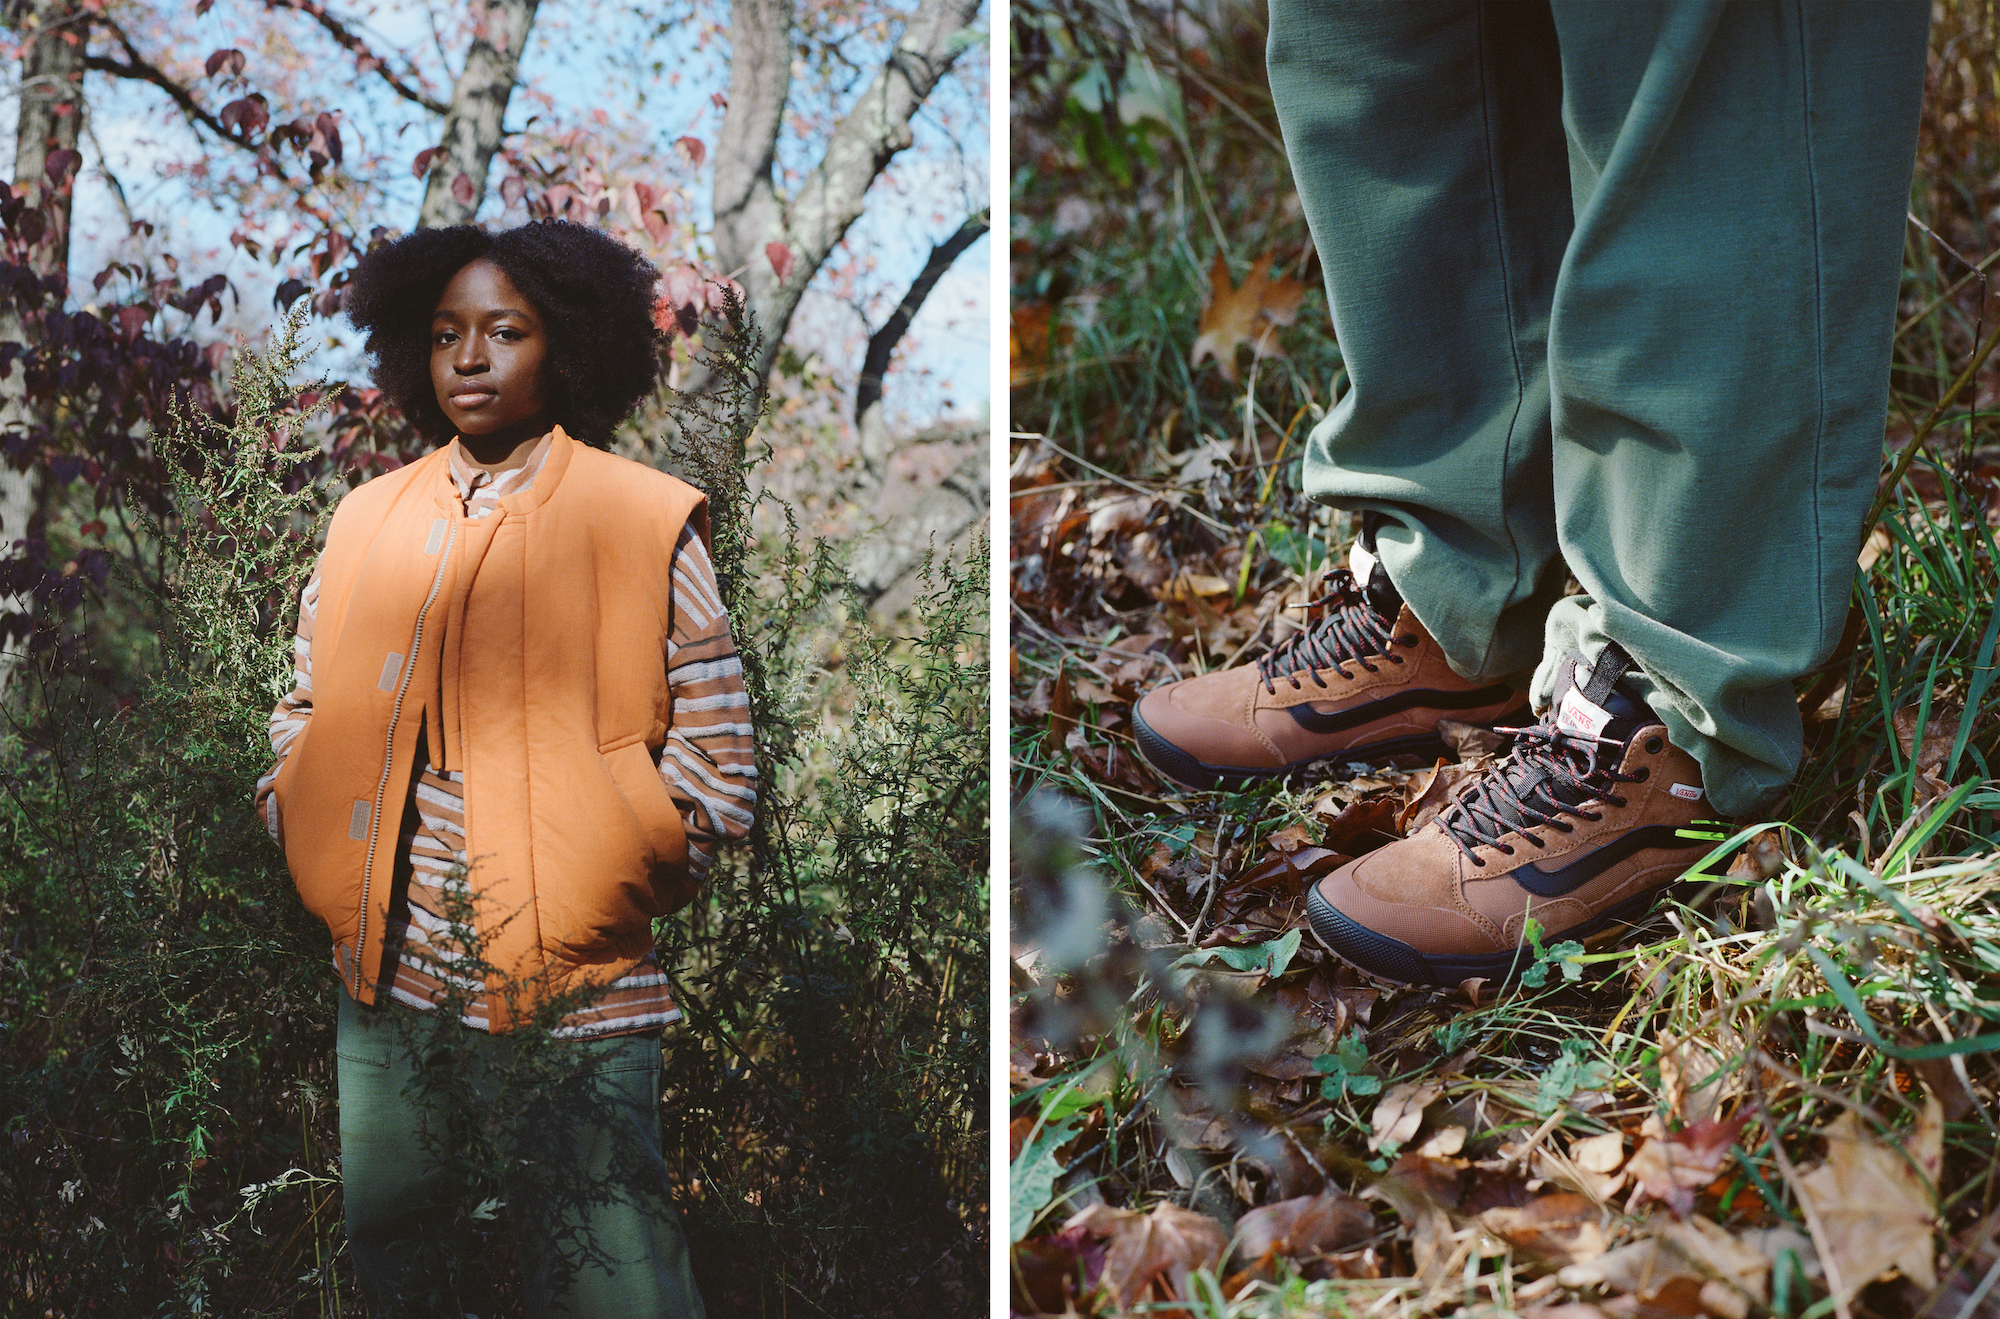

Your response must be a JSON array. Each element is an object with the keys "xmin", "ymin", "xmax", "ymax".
[{"xmin": 453, "ymin": 335, "xmax": 486, "ymax": 372}]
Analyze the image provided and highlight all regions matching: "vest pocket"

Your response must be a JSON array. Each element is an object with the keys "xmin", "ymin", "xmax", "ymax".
[{"xmin": 601, "ymin": 741, "xmax": 688, "ymax": 878}]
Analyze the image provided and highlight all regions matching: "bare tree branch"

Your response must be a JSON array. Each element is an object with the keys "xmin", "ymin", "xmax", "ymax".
[
  {"xmin": 416, "ymin": 0, "xmax": 539, "ymax": 228},
  {"xmin": 710, "ymin": 0, "xmax": 984, "ymax": 387},
  {"xmin": 85, "ymin": 22, "xmax": 295, "ymax": 181},
  {"xmin": 848, "ymin": 442, "xmax": 985, "ymax": 610},
  {"xmin": 854, "ymin": 206, "xmax": 987, "ymax": 423},
  {"xmin": 261, "ymin": 0, "xmax": 449, "ymax": 116}
]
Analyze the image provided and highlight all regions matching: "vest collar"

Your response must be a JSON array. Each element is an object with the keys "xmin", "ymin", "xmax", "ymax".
[{"xmin": 428, "ymin": 423, "xmax": 578, "ymax": 517}]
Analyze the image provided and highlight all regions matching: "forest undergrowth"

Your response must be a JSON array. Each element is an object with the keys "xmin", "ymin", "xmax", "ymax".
[
  {"xmin": 1008, "ymin": 3, "xmax": 2000, "ymax": 1317},
  {"xmin": 0, "ymin": 294, "xmax": 988, "ymax": 1315}
]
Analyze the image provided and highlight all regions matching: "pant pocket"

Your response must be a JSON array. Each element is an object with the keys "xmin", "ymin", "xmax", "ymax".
[{"xmin": 333, "ymin": 986, "xmax": 397, "ymax": 1069}]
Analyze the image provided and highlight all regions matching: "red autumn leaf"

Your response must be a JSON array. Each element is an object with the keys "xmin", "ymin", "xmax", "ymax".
[
  {"xmin": 675, "ymin": 136, "xmax": 706, "ymax": 167},
  {"xmin": 765, "ymin": 240, "xmax": 794, "ymax": 282},
  {"xmin": 218, "ymin": 95, "xmax": 268, "ymax": 138},
  {"xmin": 451, "ymin": 173, "xmax": 475, "ymax": 205},
  {"xmin": 43, "ymin": 147, "xmax": 79, "ymax": 185},
  {"xmin": 662, "ymin": 264, "xmax": 700, "ymax": 311},
  {"xmin": 499, "ymin": 174, "xmax": 525, "ymax": 206},
  {"xmin": 411, "ymin": 146, "xmax": 441, "ymax": 179},
  {"xmin": 203, "ymin": 47, "xmax": 244, "ymax": 79}
]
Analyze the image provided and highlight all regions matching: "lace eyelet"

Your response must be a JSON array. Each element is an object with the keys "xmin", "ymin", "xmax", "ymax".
[
  {"xmin": 1644, "ymin": 737, "xmax": 1663, "ymax": 754},
  {"xmin": 1607, "ymin": 796, "xmax": 1627, "ymax": 809},
  {"xmin": 1399, "ymin": 635, "xmax": 1418, "ymax": 646},
  {"xmin": 1498, "ymin": 845, "xmax": 1514, "ymax": 855},
  {"xmin": 1581, "ymin": 812, "xmax": 1602, "ymax": 822},
  {"xmin": 1389, "ymin": 655, "xmax": 1405, "ymax": 665},
  {"xmin": 1633, "ymin": 767, "xmax": 1650, "ymax": 781}
]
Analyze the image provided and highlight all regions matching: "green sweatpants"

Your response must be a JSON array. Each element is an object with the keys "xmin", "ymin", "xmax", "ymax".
[
  {"xmin": 1266, "ymin": 0, "xmax": 1929, "ymax": 815},
  {"xmin": 336, "ymin": 988, "xmax": 705, "ymax": 1318}
]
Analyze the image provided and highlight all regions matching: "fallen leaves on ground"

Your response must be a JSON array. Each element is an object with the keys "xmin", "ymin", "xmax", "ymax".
[
  {"xmin": 1188, "ymin": 252, "xmax": 1306, "ymax": 383},
  {"xmin": 1625, "ymin": 1113, "xmax": 1749, "ymax": 1216},
  {"xmin": 1066, "ymin": 1201, "xmax": 1230, "ymax": 1315},
  {"xmin": 1793, "ymin": 1096, "xmax": 1943, "ymax": 1305}
]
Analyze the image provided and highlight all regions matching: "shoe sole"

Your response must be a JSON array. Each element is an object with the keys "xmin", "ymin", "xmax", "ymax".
[
  {"xmin": 1131, "ymin": 700, "xmax": 1532, "ymax": 792},
  {"xmin": 1303, "ymin": 856, "xmax": 1738, "ymax": 988}
]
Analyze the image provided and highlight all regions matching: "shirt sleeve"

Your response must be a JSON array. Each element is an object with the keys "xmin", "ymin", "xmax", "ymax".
[
  {"xmin": 254, "ymin": 561, "xmax": 320, "ymax": 845},
  {"xmin": 657, "ymin": 524, "xmax": 756, "ymax": 882}
]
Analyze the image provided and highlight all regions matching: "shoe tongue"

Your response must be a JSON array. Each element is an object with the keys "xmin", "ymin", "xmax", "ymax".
[
  {"xmin": 1550, "ymin": 651, "xmax": 1652, "ymax": 747},
  {"xmin": 1444, "ymin": 647, "xmax": 1655, "ymax": 846},
  {"xmin": 1347, "ymin": 533, "xmax": 1403, "ymax": 620}
]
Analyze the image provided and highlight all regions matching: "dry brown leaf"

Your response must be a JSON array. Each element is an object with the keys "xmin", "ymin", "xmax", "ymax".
[
  {"xmin": 1724, "ymin": 830, "xmax": 1786, "ymax": 884},
  {"xmin": 1012, "ymin": 1224, "xmax": 1110, "ymax": 1317},
  {"xmin": 1067, "ymin": 1200, "xmax": 1229, "ymax": 1313},
  {"xmin": 1368, "ymin": 1082, "xmax": 1442, "ymax": 1153},
  {"xmin": 1398, "ymin": 758, "xmax": 1479, "ymax": 835},
  {"xmin": 1419, "ymin": 1125, "xmax": 1467, "ymax": 1158},
  {"xmin": 1266, "ymin": 822, "xmax": 1316, "ymax": 854},
  {"xmin": 1437, "ymin": 717, "xmax": 1510, "ymax": 762},
  {"xmin": 1793, "ymin": 1096, "xmax": 1942, "ymax": 1305},
  {"xmin": 1892, "ymin": 704, "xmax": 1964, "ymax": 808},
  {"xmin": 1316, "ymin": 796, "xmax": 1403, "ymax": 857},
  {"xmin": 1011, "ymin": 300, "xmax": 1071, "ymax": 383},
  {"xmin": 1657, "ymin": 1033, "xmax": 1741, "ymax": 1126},
  {"xmin": 1231, "ymin": 1191, "xmax": 1375, "ymax": 1268},
  {"xmin": 1086, "ymin": 493, "xmax": 1157, "ymax": 543},
  {"xmin": 1189, "ymin": 253, "xmax": 1306, "ymax": 384},
  {"xmin": 1625, "ymin": 1113, "xmax": 1748, "ymax": 1216},
  {"xmin": 1163, "ymin": 570, "xmax": 1235, "ymax": 601},
  {"xmin": 1557, "ymin": 1214, "xmax": 1768, "ymax": 1317},
  {"xmin": 1480, "ymin": 1191, "xmax": 1608, "ymax": 1268},
  {"xmin": 1573, "ymin": 1131, "xmax": 1627, "ymax": 1174},
  {"xmin": 1365, "ymin": 1154, "xmax": 1465, "ymax": 1284}
]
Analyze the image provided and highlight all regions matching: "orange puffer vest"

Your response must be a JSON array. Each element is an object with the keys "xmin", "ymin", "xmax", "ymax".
[{"xmin": 269, "ymin": 426, "xmax": 708, "ymax": 1030}]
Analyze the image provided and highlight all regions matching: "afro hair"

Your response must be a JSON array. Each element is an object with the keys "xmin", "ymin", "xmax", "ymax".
[{"xmin": 341, "ymin": 220, "xmax": 662, "ymax": 449}]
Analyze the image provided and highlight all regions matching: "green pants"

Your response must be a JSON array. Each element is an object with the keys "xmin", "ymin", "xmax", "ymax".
[
  {"xmin": 1267, "ymin": 0, "xmax": 1928, "ymax": 815},
  {"xmin": 336, "ymin": 989, "xmax": 705, "ymax": 1318}
]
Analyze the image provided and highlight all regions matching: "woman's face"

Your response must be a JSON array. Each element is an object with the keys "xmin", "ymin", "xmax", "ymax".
[{"xmin": 430, "ymin": 258, "xmax": 551, "ymax": 439}]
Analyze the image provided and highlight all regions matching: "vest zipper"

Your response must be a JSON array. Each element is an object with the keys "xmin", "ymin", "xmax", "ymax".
[{"xmin": 351, "ymin": 518, "xmax": 458, "ymax": 998}]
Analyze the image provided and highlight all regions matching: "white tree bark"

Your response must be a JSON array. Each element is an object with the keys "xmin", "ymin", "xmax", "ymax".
[
  {"xmin": 708, "ymin": 0, "xmax": 984, "ymax": 388},
  {"xmin": 0, "ymin": 0, "xmax": 87, "ymax": 694},
  {"xmin": 416, "ymin": 0, "xmax": 539, "ymax": 229}
]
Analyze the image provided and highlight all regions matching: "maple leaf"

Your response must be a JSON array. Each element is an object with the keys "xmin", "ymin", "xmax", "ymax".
[
  {"xmin": 1794, "ymin": 1096, "xmax": 1942, "ymax": 1306},
  {"xmin": 1067, "ymin": 1201, "xmax": 1229, "ymax": 1312},
  {"xmin": 1189, "ymin": 253, "xmax": 1306, "ymax": 384}
]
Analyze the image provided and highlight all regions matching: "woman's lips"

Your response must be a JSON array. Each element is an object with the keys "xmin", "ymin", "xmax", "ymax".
[{"xmin": 450, "ymin": 387, "xmax": 498, "ymax": 408}]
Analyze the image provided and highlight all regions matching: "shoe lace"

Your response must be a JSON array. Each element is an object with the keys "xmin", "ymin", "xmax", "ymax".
[
  {"xmin": 1437, "ymin": 720, "xmax": 1640, "ymax": 864},
  {"xmin": 1255, "ymin": 569, "xmax": 1405, "ymax": 694}
]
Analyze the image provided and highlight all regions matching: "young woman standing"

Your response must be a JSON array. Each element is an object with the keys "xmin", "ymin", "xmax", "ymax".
[{"xmin": 257, "ymin": 220, "xmax": 751, "ymax": 1316}]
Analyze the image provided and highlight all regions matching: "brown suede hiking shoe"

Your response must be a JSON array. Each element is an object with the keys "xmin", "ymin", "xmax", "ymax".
[
  {"xmin": 1131, "ymin": 547, "xmax": 1528, "ymax": 790},
  {"xmin": 1304, "ymin": 643, "xmax": 1737, "ymax": 986}
]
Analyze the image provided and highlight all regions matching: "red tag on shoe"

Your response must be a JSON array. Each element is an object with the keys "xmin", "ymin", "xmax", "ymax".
[{"xmin": 1556, "ymin": 688, "xmax": 1613, "ymax": 739}]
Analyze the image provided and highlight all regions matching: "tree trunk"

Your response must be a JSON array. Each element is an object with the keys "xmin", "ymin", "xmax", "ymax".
[
  {"xmin": 705, "ymin": 0, "xmax": 984, "ymax": 391},
  {"xmin": 416, "ymin": 0, "xmax": 540, "ymax": 229},
  {"xmin": 0, "ymin": 0, "xmax": 88, "ymax": 694}
]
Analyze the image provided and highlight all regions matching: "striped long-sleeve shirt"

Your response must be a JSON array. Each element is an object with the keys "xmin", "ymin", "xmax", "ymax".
[{"xmin": 257, "ymin": 434, "xmax": 756, "ymax": 1037}]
